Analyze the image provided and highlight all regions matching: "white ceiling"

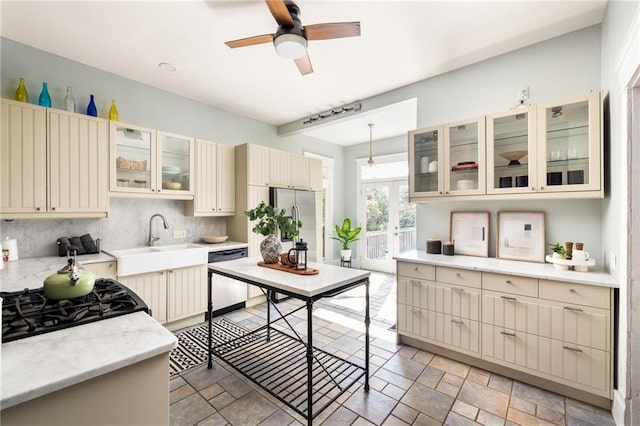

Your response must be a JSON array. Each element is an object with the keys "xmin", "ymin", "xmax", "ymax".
[{"xmin": 0, "ymin": 1, "xmax": 607, "ymax": 146}]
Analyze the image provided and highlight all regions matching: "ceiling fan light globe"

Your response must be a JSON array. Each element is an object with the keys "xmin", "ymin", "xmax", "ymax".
[{"xmin": 274, "ymin": 33, "xmax": 307, "ymax": 59}]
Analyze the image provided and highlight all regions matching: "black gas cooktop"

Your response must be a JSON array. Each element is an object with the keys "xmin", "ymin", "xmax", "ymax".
[{"xmin": 1, "ymin": 278, "xmax": 149, "ymax": 343}]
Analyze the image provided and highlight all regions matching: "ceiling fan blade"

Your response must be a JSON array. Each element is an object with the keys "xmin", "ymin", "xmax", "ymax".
[
  {"xmin": 304, "ymin": 22, "xmax": 361, "ymax": 41},
  {"xmin": 266, "ymin": 0, "xmax": 294, "ymax": 27},
  {"xmin": 294, "ymin": 52, "xmax": 313, "ymax": 76},
  {"xmin": 225, "ymin": 34, "xmax": 274, "ymax": 48}
]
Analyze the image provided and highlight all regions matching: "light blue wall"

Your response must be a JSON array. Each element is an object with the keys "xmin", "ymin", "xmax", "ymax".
[{"xmin": 343, "ymin": 26, "xmax": 605, "ymax": 263}]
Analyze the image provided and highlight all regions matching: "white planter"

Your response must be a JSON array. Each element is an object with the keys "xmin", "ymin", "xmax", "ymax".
[{"xmin": 340, "ymin": 249, "xmax": 352, "ymax": 261}]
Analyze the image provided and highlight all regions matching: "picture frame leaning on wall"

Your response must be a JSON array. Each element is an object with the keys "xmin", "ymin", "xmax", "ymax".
[{"xmin": 496, "ymin": 211, "xmax": 546, "ymax": 263}]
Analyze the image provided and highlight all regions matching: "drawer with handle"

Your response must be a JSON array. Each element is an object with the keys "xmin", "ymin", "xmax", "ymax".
[
  {"xmin": 397, "ymin": 262, "xmax": 435, "ymax": 281},
  {"xmin": 539, "ymin": 280, "xmax": 610, "ymax": 309},
  {"xmin": 436, "ymin": 266, "xmax": 481, "ymax": 289},
  {"xmin": 483, "ymin": 272, "xmax": 538, "ymax": 297}
]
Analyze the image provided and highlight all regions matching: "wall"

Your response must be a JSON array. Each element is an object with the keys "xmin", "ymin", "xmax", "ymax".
[
  {"xmin": 343, "ymin": 26, "xmax": 605, "ymax": 263},
  {"xmin": 0, "ymin": 37, "xmax": 346, "ymax": 257},
  {"xmin": 598, "ymin": 0, "xmax": 640, "ymax": 421}
]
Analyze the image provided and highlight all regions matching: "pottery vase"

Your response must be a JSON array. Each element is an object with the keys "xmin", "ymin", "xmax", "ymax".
[
  {"xmin": 15, "ymin": 77, "xmax": 28, "ymax": 103},
  {"xmin": 260, "ymin": 235, "xmax": 282, "ymax": 264}
]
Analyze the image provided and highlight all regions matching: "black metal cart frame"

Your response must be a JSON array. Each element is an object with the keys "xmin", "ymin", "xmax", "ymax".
[{"xmin": 207, "ymin": 268, "xmax": 370, "ymax": 426}]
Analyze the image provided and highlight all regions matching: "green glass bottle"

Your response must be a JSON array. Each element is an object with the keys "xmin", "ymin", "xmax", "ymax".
[
  {"xmin": 108, "ymin": 99, "xmax": 119, "ymax": 121},
  {"xmin": 15, "ymin": 77, "xmax": 28, "ymax": 103}
]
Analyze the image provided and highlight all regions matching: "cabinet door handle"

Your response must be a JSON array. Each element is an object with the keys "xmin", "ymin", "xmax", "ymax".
[
  {"xmin": 531, "ymin": 187, "xmax": 535, "ymax": 191},
  {"xmin": 451, "ymin": 318, "xmax": 464, "ymax": 325},
  {"xmin": 452, "ymin": 287, "xmax": 465, "ymax": 293},
  {"xmin": 411, "ymin": 308, "xmax": 421, "ymax": 314},
  {"xmin": 563, "ymin": 345, "xmax": 583, "ymax": 353},
  {"xmin": 36, "ymin": 207, "xmax": 41, "ymax": 211},
  {"xmin": 456, "ymin": 273, "xmax": 462, "ymax": 278},
  {"xmin": 501, "ymin": 296, "xmax": 517, "ymax": 301},
  {"xmin": 540, "ymin": 186, "xmax": 545, "ymax": 190},
  {"xmin": 505, "ymin": 280, "xmax": 513, "ymax": 284},
  {"xmin": 51, "ymin": 206, "xmax": 56, "ymax": 210},
  {"xmin": 564, "ymin": 306, "xmax": 583, "ymax": 312},
  {"xmin": 414, "ymin": 267, "xmax": 419, "ymax": 271},
  {"xmin": 500, "ymin": 331, "xmax": 517, "ymax": 337}
]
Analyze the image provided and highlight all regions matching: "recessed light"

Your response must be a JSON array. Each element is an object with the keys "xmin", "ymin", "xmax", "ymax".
[{"xmin": 158, "ymin": 62, "xmax": 176, "ymax": 72}]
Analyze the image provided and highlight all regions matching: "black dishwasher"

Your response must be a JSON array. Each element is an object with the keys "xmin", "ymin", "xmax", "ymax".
[{"xmin": 208, "ymin": 248, "xmax": 248, "ymax": 317}]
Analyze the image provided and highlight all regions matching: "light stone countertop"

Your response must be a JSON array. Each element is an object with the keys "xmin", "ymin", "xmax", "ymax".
[
  {"xmin": 209, "ymin": 257, "xmax": 370, "ymax": 298},
  {"xmin": 0, "ymin": 311, "xmax": 177, "ymax": 410},
  {"xmin": 395, "ymin": 250, "xmax": 619, "ymax": 288}
]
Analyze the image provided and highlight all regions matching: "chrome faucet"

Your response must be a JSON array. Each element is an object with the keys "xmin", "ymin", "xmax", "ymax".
[{"xmin": 148, "ymin": 214, "xmax": 170, "ymax": 246}]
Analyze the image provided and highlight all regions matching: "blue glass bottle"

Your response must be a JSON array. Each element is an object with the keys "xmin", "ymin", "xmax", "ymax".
[
  {"xmin": 87, "ymin": 94, "xmax": 97, "ymax": 117},
  {"xmin": 38, "ymin": 82, "xmax": 51, "ymax": 107}
]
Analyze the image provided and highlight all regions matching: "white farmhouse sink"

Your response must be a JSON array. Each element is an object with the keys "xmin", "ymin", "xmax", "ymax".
[{"xmin": 105, "ymin": 243, "xmax": 208, "ymax": 277}]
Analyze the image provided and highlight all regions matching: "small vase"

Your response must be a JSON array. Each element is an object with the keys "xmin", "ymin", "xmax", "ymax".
[
  {"xmin": 260, "ymin": 235, "xmax": 282, "ymax": 264},
  {"xmin": 87, "ymin": 94, "xmax": 97, "ymax": 117},
  {"xmin": 15, "ymin": 77, "xmax": 28, "ymax": 103},
  {"xmin": 108, "ymin": 99, "xmax": 119, "ymax": 121},
  {"xmin": 64, "ymin": 86, "xmax": 76, "ymax": 112},
  {"xmin": 38, "ymin": 82, "xmax": 51, "ymax": 107}
]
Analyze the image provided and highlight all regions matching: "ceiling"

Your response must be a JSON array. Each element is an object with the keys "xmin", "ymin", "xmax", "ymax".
[{"xmin": 0, "ymin": 1, "xmax": 607, "ymax": 146}]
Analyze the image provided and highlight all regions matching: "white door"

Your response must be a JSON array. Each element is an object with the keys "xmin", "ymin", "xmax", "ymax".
[{"xmin": 360, "ymin": 180, "xmax": 416, "ymax": 273}]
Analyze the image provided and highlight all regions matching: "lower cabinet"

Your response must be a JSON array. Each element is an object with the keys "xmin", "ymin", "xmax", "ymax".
[
  {"xmin": 85, "ymin": 261, "xmax": 116, "ymax": 280},
  {"xmin": 397, "ymin": 262, "xmax": 613, "ymax": 401},
  {"xmin": 118, "ymin": 264, "xmax": 207, "ymax": 324}
]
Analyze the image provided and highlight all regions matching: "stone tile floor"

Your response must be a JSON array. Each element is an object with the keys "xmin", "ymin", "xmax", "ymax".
[{"xmin": 170, "ymin": 272, "xmax": 616, "ymax": 426}]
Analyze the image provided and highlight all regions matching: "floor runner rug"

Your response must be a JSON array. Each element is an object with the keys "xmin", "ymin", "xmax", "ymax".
[{"xmin": 169, "ymin": 318, "xmax": 248, "ymax": 377}]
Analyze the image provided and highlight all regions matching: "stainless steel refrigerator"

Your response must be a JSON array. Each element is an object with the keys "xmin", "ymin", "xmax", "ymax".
[{"xmin": 269, "ymin": 187, "xmax": 319, "ymax": 261}]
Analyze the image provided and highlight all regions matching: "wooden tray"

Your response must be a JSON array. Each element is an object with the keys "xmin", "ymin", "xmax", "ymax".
[{"xmin": 257, "ymin": 261, "xmax": 319, "ymax": 275}]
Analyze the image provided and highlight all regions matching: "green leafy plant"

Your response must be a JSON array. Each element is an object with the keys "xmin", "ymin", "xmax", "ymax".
[
  {"xmin": 550, "ymin": 242, "xmax": 567, "ymax": 258},
  {"xmin": 331, "ymin": 218, "xmax": 362, "ymax": 250},
  {"xmin": 245, "ymin": 201, "xmax": 301, "ymax": 238}
]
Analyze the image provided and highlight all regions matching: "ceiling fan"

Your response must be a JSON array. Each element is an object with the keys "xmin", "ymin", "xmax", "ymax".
[{"xmin": 224, "ymin": 0, "xmax": 361, "ymax": 75}]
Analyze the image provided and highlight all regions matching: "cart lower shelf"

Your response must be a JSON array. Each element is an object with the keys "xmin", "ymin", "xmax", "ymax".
[{"xmin": 212, "ymin": 326, "xmax": 365, "ymax": 421}]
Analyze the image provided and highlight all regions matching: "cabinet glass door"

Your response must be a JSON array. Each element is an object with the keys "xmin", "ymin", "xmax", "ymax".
[
  {"xmin": 409, "ymin": 125, "xmax": 443, "ymax": 197},
  {"xmin": 111, "ymin": 123, "xmax": 154, "ymax": 193},
  {"xmin": 445, "ymin": 117, "xmax": 485, "ymax": 195},
  {"xmin": 157, "ymin": 131, "xmax": 194, "ymax": 195},
  {"xmin": 538, "ymin": 92, "xmax": 600, "ymax": 192},
  {"xmin": 487, "ymin": 106, "xmax": 536, "ymax": 194}
]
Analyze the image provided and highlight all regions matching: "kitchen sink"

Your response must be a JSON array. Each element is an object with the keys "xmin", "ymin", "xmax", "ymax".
[{"xmin": 105, "ymin": 243, "xmax": 208, "ymax": 277}]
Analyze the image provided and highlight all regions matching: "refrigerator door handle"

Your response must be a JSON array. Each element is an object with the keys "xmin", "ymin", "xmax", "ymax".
[{"xmin": 292, "ymin": 205, "xmax": 300, "ymax": 242}]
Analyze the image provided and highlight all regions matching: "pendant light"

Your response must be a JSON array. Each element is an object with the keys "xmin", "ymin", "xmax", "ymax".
[{"xmin": 368, "ymin": 123, "xmax": 375, "ymax": 167}]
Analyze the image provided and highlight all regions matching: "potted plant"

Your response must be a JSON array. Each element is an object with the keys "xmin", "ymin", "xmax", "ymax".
[
  {"xmin": 245, "ymin": 201, "xmax": 301, "ymax": 264},
  {"xmin": 550, "ymin": 242, "xmax": 567, "ymax": 259},
  {"xmin": 331, "ymin": 218, "xmax": 361, "ymax": 262}
]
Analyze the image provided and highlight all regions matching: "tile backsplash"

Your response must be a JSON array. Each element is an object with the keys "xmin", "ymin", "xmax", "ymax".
[{"xmin": 0, "ymin": 198, "xmax": 227, "ymax": 258}]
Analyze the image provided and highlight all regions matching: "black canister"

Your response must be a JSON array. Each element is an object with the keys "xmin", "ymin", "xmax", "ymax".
[
  {"xmin": 499, "ymin": 176, "xmax": 512, "ymax": 188},
  {"xmin": 443, "ymin": 242, "xmax": 455, "ymax": 256},
  {"xmin": 515, "ymin": 175, "xmax": 528, "ymax": 187},
  {"xmin": 426, "ymin": 239, "xmax": 442, "ymax": 254}
]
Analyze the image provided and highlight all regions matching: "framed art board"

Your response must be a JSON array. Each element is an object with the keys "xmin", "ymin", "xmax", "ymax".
[
  {"xmin": 450, "ymin": 211, "xmax": 490, "ymax": 257},
  {"xmin": 497, "ymin": 211, "xmax": 546, "ymax": 263}
]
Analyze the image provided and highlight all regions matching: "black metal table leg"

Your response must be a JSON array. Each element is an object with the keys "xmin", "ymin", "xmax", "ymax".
[
  {"xmin": 306, "ymin": 300, "xmax": 313, "ymax": 426},
  {"xmin": 267, "ymin": 289, "xmax": 271, "ymax": 342},
  {"xmin": 207, "ymin": 270, "xmax": 213, "ymax": 369},
  {"xmin": 364, "ymin": 279, "xmax": 370, "ymax": 391}
]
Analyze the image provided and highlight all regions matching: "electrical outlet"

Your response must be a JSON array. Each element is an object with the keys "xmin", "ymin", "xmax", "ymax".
[
  {"xmin": 173, "ymin": 230, "xmax": 187, "ymax": 239},
  {"xmin": 518, "ymin": 87, "xmax": 529, "ymax": 102}
]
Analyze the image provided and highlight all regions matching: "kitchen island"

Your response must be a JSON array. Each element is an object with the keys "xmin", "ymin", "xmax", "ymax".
[
  {"xmin": 0, "ymin": 254, "xmax": 178, "ymax": 425},
  {"xmin": 207, "ymin": 258, "xmax": 371, "ymax": 426}
]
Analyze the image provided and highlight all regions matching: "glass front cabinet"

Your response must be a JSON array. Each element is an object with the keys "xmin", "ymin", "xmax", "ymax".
[
  {"xmin": 486, "ymin": 106, "xmax": 537, "ymax": 194},
  {"xmin": 536, "ymin": 92, "xmax": 601, "ymax": 193},
  {"xmin": 444, "ymin": 117, "xmax": 486, "ymax": 196},
  {"xmin": 110, "ymin": 122, "xmax": 194, "ymax": 198},
  {"xmin": 409, "ymin": 125, "xmax": 444, "ymax": 197},
  {"xmin": 409, "ymin": 92, "xmax": 602, "ymax": 201}
]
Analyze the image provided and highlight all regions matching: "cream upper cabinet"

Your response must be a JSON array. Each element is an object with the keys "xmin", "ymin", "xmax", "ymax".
[
  {"xmin": 536, "ymin": 92, "xmax": 601, "ymax": 193},
  {"xmin": 48, "ymin": 109, "xmax": 109, "ymax": 214},
  {"xmin": 246, "ymin": 144, "xmax": 270, "ymax": 186},
  {"xmin": 1, "ymin": 99, "xmax": 108, "ymax": 219},
  {"xmin": 269, "ymin": 149, "xmax": 295, "ymax": 188},
  {"xmin": 408, "ymin": 92, "xmax": 603, "ymax": 201},
  {"xmin": 486, "ymin": 106, "xmax": 537, "ymax": 195},
  {"xmin": 186, "ymin": 140, "xmax": 235, "ymax": 216},
  {"xmin": 290, "ymin": 155, "xmax": 310, "ymax": 189},
  {"xmin": 409, "ymin": 125, "xmax": 444, "ymax": 197},
  {"xmin": 308, "ymin": 157, "xmax": 323, "ymax": 191},
  {"xmin": 110, "ymin": 122, "xmax": 194, "ymax": 199},
  {"xmin": 1, "ymin": 100, "xmax": 47, "ymax": 215},
  {"xmin": 444, "ymin": 117, "xmax": 486, "ymax": 196}
]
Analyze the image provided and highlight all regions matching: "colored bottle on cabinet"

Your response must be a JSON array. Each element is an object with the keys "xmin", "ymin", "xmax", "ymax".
[
  {"xmin": 38, "ymin": 82, "xmax": 51, "ymax": 107},
  {"xmin": 87, "ymin": 94, "xmax": 97, "ymax": 117},
  {"xmin": 15, "ymin": 77, "xmax": 29, "ymax": 103},
  {"xmin": 108, "ymin": 99, "xmax": 119, "ymax": 121},
  {"xmin": 64, "ymin": 86, "xmax": 76, "ymax": 112}
]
